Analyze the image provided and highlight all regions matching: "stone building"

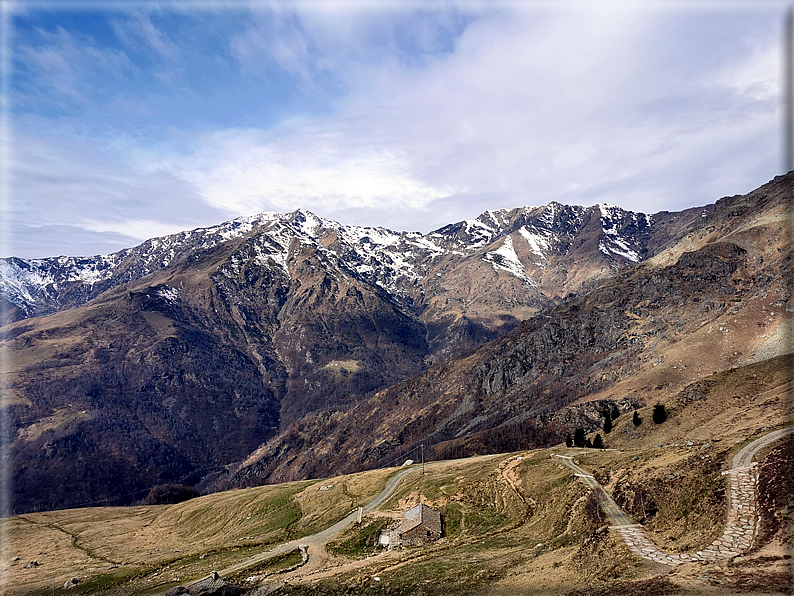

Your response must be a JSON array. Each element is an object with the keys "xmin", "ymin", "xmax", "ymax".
[{"xmin": 400, "ymin": 503, "xmax": 442, "ymax": 545}]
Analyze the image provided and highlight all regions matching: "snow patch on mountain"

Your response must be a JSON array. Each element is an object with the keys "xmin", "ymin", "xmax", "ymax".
[
  {"xmin": 518, "ymin": 226, "xmax": 551, "ymax": 263},
  {"xmin": 482, "ymin": 235, "xmax": 531, "ymax": 283},
  {"xmin": 0, "ymin": 260, "xmax": 55, "ymax": 307},
  {"xmin": 313, "ymin": 223, "xmax": 445, "ymax": 294},
  {"xmin": 463, "ymin": 219, "xmax": 498, "ymax": 247},
  {"xmin": 340, "ymin": 226, "xmax": 401, "ymax": 247},
  {"xmin": 538, "ymin": 203, "xmax": 558, "ymax": 227},
  {"xmin": 596, "ymin": 204, "xmax": 647, "ymax": 263},
  {"xmin": 598, "ymin": 239, "xmax": 640, "ymax": 262},
  {"xmin": 156, "ymin": 285, "xmax": 179, "ymax": 303},
  {"xmin": 67, "ymin": 256, "xmax": 124, "ymax": 285},
  {"xmin": 405, "ymin": 234, "xmax": 445, "ymax": 256},
  {"xmin": 213, "ymin": 212, "xmax": 283, "ymax": 242}
]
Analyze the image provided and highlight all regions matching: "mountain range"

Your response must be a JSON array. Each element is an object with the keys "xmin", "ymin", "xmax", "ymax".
[{"xmin": 2, "ymin": 173, "xmax": 790, "ymax": 513}]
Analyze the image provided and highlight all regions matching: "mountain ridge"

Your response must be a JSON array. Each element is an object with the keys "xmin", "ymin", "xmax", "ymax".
[
  {"xmin": 2, "ymin": 173, "xmax": 790, "ymax": 513},
  {"xmin": 216, "ymin": 174, "xmax": 792, "ymax": 488},
  {"xmin": 0, "ymin": 199, "xmax": 705, "ymax": 321}
]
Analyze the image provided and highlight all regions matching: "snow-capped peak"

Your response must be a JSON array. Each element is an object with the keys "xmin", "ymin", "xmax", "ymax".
[
  {"xmin": 595, "ymin": 204, "xmax": 651, "ymax": 263},
  {"xmin": 0, "ymin": 199, "xmax": 660, "ymax": 319}
]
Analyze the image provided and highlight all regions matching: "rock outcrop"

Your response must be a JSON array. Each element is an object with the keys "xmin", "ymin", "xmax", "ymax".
[{"xmin": 3, "ymin": 173, "xmax": 791, "ymax": 512}]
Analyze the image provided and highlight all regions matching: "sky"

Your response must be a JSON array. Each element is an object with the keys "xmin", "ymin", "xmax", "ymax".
[{"xmin": 0, "ymin": 0, "xmax": 786, "ymax": 258}]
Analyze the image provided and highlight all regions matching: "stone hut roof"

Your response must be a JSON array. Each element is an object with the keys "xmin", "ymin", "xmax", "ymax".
[{"xmin": 401, "ymin": 503, "xmax": 441, "ymax": 535}]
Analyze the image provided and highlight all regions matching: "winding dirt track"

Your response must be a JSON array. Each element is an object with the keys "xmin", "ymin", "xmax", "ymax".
[
  {"xmin": 159, "ymin": 426, "xmax": 792, "ymax": 591},
  {"xmin": 554, "ymin": 426, "xmax": 794, "ymax": 566},
  {"xmin": 733, "ymin": 426, "xmax": 794, "ymax": 468},
  {"xmin": 155, "ymin": 466, "xmax": 420, "ymax": 594}
]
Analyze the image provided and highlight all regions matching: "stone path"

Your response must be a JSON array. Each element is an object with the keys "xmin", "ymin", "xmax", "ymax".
[{"xmin": 554, "ymin": 425, "xmax": 794, "ymax": 566}]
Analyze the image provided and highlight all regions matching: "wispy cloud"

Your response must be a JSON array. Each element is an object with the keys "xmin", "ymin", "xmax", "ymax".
[
  {"xmin": 230, "ymin": 10, "xmax": 314, "ymax": 82},
  {"xmin": 712, "ymin": 40, "xmax": 778, "ymax": 102},
  {"xmin": 6, "ymin": 2, "xmax": 784, "ymax": 257},
  {"xmin": 163, "ymin": 126, "xmax": 452, "ymax": 218},
  {"xmin": 15, "ymin": 25, "xmax": 136, "ymax": 110},
  {"xmin": 6, "ymin": 128, "xmax": 230, "ymax": 257},
  {"xmin": 111, "ymin": 11, "xmax": 181, "ymax": 62}
]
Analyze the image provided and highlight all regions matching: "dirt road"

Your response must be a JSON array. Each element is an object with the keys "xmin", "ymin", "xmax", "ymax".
[{"xmin": 157, "ymin": 466, "xmax": 419, "ymax": 594}]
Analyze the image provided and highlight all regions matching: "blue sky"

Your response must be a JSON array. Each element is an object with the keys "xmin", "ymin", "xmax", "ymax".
[{"xmin": 2, "ymin": 0, "xmax": 785, "ymax": 258}]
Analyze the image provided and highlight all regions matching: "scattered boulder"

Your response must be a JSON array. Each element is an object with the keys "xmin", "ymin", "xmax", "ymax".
[
  {"xmin": 64, "ymin": 577, "xmax": 79, "ymax": 589},
  {"xmin": 187, "ymin": 571, "xmax": 245, "ymax": 596},
  {"xmin": 24, "ymin": 561, "xmax": 38, "ymax": 568},
  {"xmin": 165, "ymin": 588, "xmax": 189, "ymax": 596},
  {"xmin": 250, "ymin": 584, "xmax": 284, "ymax": 596}
]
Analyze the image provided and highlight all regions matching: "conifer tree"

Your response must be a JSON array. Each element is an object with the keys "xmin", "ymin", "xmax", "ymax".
[
  {"xmin": 603, "ymin": 412, "xmax": 613, "ymax": 434},
  {"xmin": 632, "ymin": 410, "xmax": 642, "ymax": 426},
  {"xmin": 652, "ymin": 403, "xmax": 668, "ymax": 424},
  {"xmin": 584, "ymin": 437, "xmax": 593, "ymax": 448},
  {"xmin": 611, "ymin": 404, "xmax": 620, "ymax": 420},
  {"xmin": 574, "ymin": 428, "xmax": 585, "ymax": 448},
  {"xmin": 593, "ymin": 434, "xmax": 604, "ymax": 449},
  {"xmin": 565, "ymin": 433, "xmax": 573, "ymax": 447}
]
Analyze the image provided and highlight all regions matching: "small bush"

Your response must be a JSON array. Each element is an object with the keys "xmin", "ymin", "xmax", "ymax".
[
  {"xmin": 652, "ymin": 403, "xmax": 667, "ymax": 424},
  {"xmin": 143, "ymin": 484, "xmax": 200, "ymax": 505}
]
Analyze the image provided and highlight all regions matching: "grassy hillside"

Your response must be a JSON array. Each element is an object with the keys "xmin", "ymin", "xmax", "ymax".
[
  {"xmin": 4, "ymin": 355, "xmax": 792, "ymax": 595},
  {"xmin": 4, "ymin": 466, "xmax": 399, "ymax": 595}
]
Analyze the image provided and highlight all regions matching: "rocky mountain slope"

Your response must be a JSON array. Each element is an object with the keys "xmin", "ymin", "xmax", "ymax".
[
  {"xmin": 1, "ymin": 174, "xmax": 788, "ymax": 512},
  {"xmin": 6, "ymin": 352, "xmax": 792, "ymax": 596},
  {"xmin": 0, "ymin": 200, "xmax": 708, "ymax": 359},
  {"xmin": 220, "ymin": 173, "xmax": 793, "ymax": 488}
]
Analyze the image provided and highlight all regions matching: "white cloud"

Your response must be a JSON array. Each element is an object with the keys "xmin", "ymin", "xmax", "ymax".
[
  {"xmin": 123, "ymin": 12, "xmax": 181, "ymax": 61},
  {"xmin": 6, "ymin": 128, "xmax": 231, "ymax": 257},
  {"xmin": 164, "ymin": 127, "xmax": 452, "ymax": 218},
  {"xmin": 712, "ymin": 41, "xmax": 778, "ymax": 102},
  {"xmin": 155, "ymin": 5, "xmax": 779, "ymax": 229},
  {"xmin": 230, "ymin": 12, "xmax": 313, "ymax": 81},
  {"xmin": 8, "ymin": 3, "xmax": 784, "ymax": 257},
  {"xmin": 81, "ymin": 218, "xmax": 190, "ymax": 241}
]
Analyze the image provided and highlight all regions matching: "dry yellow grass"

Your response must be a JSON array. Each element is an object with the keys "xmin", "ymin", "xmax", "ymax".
[
  {"xmin": 320, "ymin": 360, "xmax": 361, "ymax": 375},
  {"xmin": 4, "ymin": 352, "xmax": 791, "ymax": 595},
  {"xmin": 1, "ymin": 466, "xmax": 404, "ymax": 595}
]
